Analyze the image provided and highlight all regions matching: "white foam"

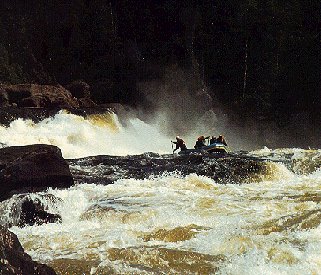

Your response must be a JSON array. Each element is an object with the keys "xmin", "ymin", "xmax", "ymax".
[
  {"xmin": 0, "ymin": 111, "xmax": 172, "ymax": 158},
  {"xmin": 2, "ymin": 112, "xmax": 321, "ymax": 273},
  {"xmin": 8, "ymin": 170, "xmax": 321, "ymax": 273}
]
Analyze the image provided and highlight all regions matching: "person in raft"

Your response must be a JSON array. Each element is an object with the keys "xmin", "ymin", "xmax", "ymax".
[
  {"xmin": 172, "ymin": 136, "xmax": 187, "ymax": 152},
  {"xmin": 194, "ymin": 136, "xmax": 210, "ymax": 149},
  {"xmin": 217, "ymin": 135, "xmax": 228, "ymax": 146},
  {"xmin": 210, "ymin": 136, "xmax": 217, "ymax": 144}
]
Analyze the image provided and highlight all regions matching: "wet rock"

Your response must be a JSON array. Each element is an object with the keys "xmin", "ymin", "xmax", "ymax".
[
  {"xmin": 65, "ymin": 80, "xmax": 91, "ymax": 99},
  {"xmin": 0, "ymin": 228, "xmax": 56, "ymax": 275},
  {"xmin": 63, "ymin": 79, "xmax": 100, "ymax": 108},
  {"xmin": 0, "ymin": 144, "xmax": 74, "ymax": 201},
  {"xmin": 0, "ymin": 91, "xmax": 10, "ymax": 107},
  {"xmin": 19, "ymin": 197, "xmax": 61, "ymax": 227},
  {"xmin": 69, "ymin": 152, "xmax": 271, "ymax": 185},
  {"xmin": 0, "ymin": 107, "xmax": 114, "ymax": 127},
  {"xmin": 78, "ymin": 97, "xmax": 97, "ymax": 108},
  {"xmin": 0, "ymin": 107, "xmax": 60, "ymax": 126},
  {"xmin": 0, "ymin": 194, "xmax": 62, "ymax": 228},
  {"xmin": 0, "ymin": 84, "xmax": 79, "ymax": 108}
]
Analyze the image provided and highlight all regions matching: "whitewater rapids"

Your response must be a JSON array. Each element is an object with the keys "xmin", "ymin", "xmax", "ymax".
[
  {"xmin": 0, "ymin": 110, "xmax": 172, "ymax": 158},
  {"xmin": 0, "ymin": 111, "xmax": 320, "ymax": 274}
]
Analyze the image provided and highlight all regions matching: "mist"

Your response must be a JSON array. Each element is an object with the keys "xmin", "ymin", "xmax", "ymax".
[
  {"xmin": 133, "ymin": 65, "xmax": 260, "ymax": 151},
  {"xmin": 127, "ymin": 64, "xmax": 319, "ymax": 152}
]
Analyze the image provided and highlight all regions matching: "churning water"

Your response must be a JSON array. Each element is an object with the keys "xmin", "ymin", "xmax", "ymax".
[
  {"xmin": 0, "ymin": 110, "xmax": 171, "ymax": 158},
  {"xmin": 1, "ymin": 111, "xmax": 321, "ymax": 274}
]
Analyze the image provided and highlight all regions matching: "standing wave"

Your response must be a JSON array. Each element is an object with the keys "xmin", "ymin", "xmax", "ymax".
[
  {"xmin": 0, "ymin": 110, "xmax": 171, "ymax": 158},
  {"xmin": 7, "ymin": 169, "xmax": 321, "ymax": 274}
]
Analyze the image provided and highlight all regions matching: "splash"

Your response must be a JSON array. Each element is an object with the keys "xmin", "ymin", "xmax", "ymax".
[
  {"xmin": 249, "ymin": 147, "xmax": 321, "ymax": 174},
  {"xmin": 8, "ymin": 168, "xmax": 321, "ymax": 274},
  {"xmin": 0, "ymin": 110, "xmax": 172, "ymax": 158}
]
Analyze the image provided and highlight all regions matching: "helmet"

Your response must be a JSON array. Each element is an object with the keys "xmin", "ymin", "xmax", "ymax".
[{"xmin": 176, "ymin": 136, "xmax": 180, "ymax": 140}]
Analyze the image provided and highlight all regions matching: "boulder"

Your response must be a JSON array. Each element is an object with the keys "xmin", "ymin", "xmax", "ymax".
[
  {"xmin": 0, "ymin": 228, "xmax": 56, "ymax": 274},
  {"xmin": 0, "ymin": 84, "xmax": 79, "ymax": 108},
  {"xmin": 0, "ymin": 91, "xmax": 10, "ymax": 107},
  {"xmin": 19, "ymin": 196, "xmax": 61, "ymax": 227},
  {"xmin": 0, "ymin": 144, "xmax": 74, "ymax": 202},
  {"xmin": 0, "ymin": 194, "xmax": 62, "ymax": 228},
  {"xmin": 65, "ymin": 80, "xmax": 91, "ymax": 99},
  {"xmin": 78, "ymin": 97, "xmax": 97, "ymax": 108}
]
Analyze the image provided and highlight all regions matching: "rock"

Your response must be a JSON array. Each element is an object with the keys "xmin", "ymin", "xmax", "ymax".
[
  {"xmin": 0, "ymin": 91, "xmax": 10, "ymax": 107},
  {"xmin": 69, "ymin": 152, "xmax": 272, "ymax": 185},
  {"xmin": 19, "ymin": 196, "xmax": 61, "ymax": 227},
  {"xmin": 65, "ymin": 80, "xmax": 91, "ymax": 99},
  {"xmin": 0, "ymin": 107, "xmax": 60, "ymax": 126},
  {"xmin": 0, "ymin": 228, "xmax": 56, "ymax": 274},
  {"xmin": 0, "ymin": 107, "xmax": 115, "ymax": 127},
  {"xmin": 20, "ymin": 96, "xmax": 49, "ymax": 108},
  {"xmin": 0, "ymin": 194, "xmax": 62, "ymax": 228},
  {"xmin": 0, "ymin": 84, "xmax": 79, "ymax": 108},
  {"xmin": 0, "ymin": 144, "xmax": 74, "ymax": 202},
  {"xmin": 78, "ymin": 97, "xmax": 97, "ymax": 108},
  {"xmin": 100, "ymin": 103, "xmax": 132, "ymax": 115}
]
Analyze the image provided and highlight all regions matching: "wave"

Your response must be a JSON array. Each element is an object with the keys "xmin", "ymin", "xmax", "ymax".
[
  {"xmin": 0, "ymin": 110, "xmax": 172, "ymax": 158},
  {"xmin": 7, "ymin": 171, "xmax": 321, "ymax": 274},
  {"xmin": 249, "ymin": 147, "xmax": 321, "ymax": 175}
]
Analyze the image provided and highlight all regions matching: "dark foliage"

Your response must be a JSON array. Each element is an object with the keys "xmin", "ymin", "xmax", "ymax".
[{"xmin": 0, "ymin": 0, "xmax": 319, "ymax": 125}]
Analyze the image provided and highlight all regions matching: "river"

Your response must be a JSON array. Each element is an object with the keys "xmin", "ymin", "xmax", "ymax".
[{"xmin": 0, "ymin": 111, "xmax": 320, "ymax": 274}]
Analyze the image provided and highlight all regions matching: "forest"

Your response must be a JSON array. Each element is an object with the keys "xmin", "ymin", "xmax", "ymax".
[{"xmin": 0, "ymin": 0, "xmax": 319, "ymax": 137}]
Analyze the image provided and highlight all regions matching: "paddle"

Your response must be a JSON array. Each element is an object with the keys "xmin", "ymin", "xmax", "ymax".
[{"xmin": 171, "ymin": 141, "xmax": 174, "ymax": 154}]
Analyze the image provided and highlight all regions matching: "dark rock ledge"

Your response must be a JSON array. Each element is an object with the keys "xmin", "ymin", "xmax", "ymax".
[
  {"xmin": 69, "ymin": 152, "xmax": 273, "ymax": 185},
  {"xmin": 0, "ymin": 144, "xmax": 73, "ymax": 227},
  {"xmin": 0, "ymin": 144, "xmax": 74, "ymax": 274},
  {"xmin": 0, "ymin": 228, "xmax": 56, "ymax": 275},
  {"xmin": 0, "ymin": 194, "xmax": 62, "ymax": 229},
  {"xmin": 0, "ymin": 144, "xmax": 74, "ymax": 202},
  {"xmin": 0, "ymin": 82, "xmax": 119, "ymax": 127}
]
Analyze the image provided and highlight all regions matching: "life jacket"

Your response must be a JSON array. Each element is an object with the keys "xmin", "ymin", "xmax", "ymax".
[{"xmin": 176, "ymin": 138, "xmax": 185, "ymax": 146}]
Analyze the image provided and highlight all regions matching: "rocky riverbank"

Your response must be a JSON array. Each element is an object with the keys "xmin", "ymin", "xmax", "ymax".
[
  {"xmin": 0, "ymin": 144, "xmax": 73, "ymax": 202},
  {"xmin": 0, "ymin": 228, "xmax": 56, "ymax": 274},
  {"xmin": 0, "ymin": 144, "xmax": 73, "ymax": 274}
]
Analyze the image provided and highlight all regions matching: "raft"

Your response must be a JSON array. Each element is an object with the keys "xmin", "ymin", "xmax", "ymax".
[{"xmin": 178, "ymin": 142, "xmax": 229, "ymax": 155}]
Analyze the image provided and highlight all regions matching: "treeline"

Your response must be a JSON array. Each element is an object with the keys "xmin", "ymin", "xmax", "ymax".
[
  {"xmin": 194, "ymin": 0, "xmax": 320, "ymax": 125},
  {"xmin": 0, "ymin": 0, "xmax": 319, "ymax": 124}
]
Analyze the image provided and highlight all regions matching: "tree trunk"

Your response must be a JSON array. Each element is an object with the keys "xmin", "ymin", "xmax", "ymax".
[{"xmin": 243, "ymin": 38, "xmax": 249, "ymax": 99}]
